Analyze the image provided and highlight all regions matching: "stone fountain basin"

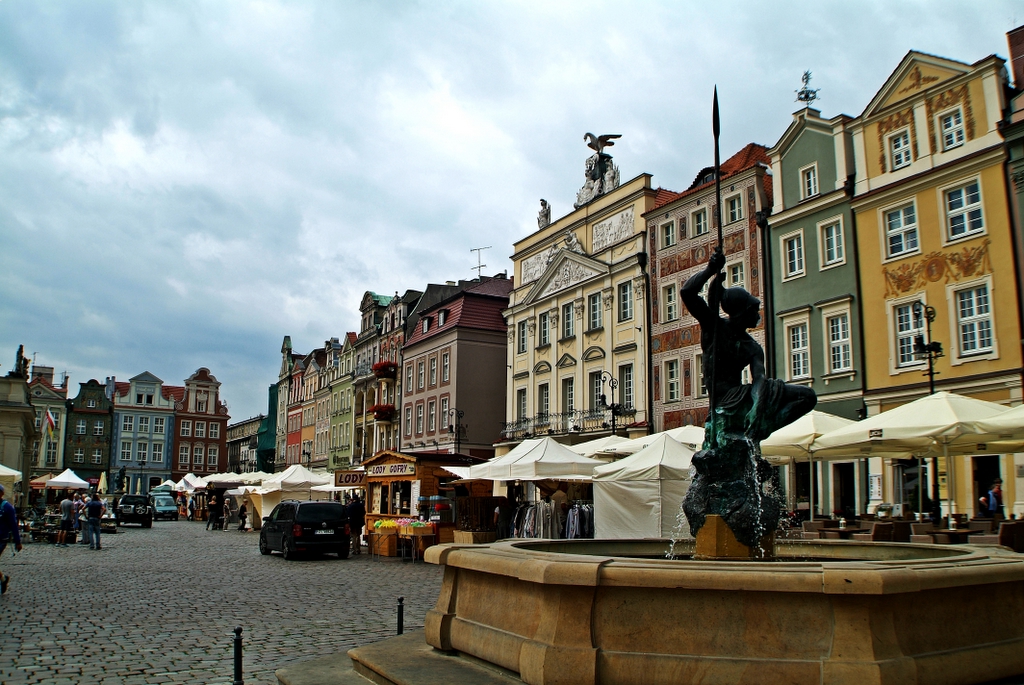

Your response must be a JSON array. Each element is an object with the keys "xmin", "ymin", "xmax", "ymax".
[{"xmin": 424, "ymin": 539, "xmax": 1024, "ymax": 685}]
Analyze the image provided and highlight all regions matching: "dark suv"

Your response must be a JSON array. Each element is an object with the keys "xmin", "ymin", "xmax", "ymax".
[
  {"xmin": 259, "ymin": 500, "xmax": 350, "ymax": 560},
  {"xmin": 117, "ymin": 494, "xmax": 153, "ymax": 528}
]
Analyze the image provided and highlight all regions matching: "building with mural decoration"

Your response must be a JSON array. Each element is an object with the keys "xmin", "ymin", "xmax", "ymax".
[
  {"xmin": 645, "ymin": 144, "xmax": 772, "ymax": 433},
  {"xmin": 500, "ymin": 139, "xmax": 656, "ymax": 455},
  {"xmin": 849, "ymin": 50, "xmax": 1022, "ymax": 516}
]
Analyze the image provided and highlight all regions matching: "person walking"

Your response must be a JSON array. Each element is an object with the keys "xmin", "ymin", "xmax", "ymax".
[
  {"xmin": 57, "ymin": 494, "xmax": 74, "ymax": 547},
  {"xmin": 85, "ymin": 495, "xmax": 106, "ymax": 550},
  {"xmin": 347, "ymin": 496, "xmax": 366, "ymax": 555},
  {"xmin": 222, "ymin": 498, "xmax": 232, "ymax": 531},
  {"xmin": 237, "ymin": 500, "xmax": 248, "ymax": 532},
  {"xmin": 0, "ymin": 484, "xmax": 23, "ymax": 595},
  {"xmin": 980, "ymin": 479, "xmax": 1005, "ymax": 519},
  {"xmin": 187, "ymin": 497, "xmax": 196, "ymax": 521},
  {"xmin": 206, "ymin": 495, "xmax": 218, "ymax": 531}
]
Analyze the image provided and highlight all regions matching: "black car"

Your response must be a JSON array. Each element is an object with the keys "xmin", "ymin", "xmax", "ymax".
[
  {"xmin": 117, "ymin": 494, "xmax": 153, "ymax": 528},
  {"xmin": 259, "ymin": 500, "xmax": 350, "ymax": 560}
]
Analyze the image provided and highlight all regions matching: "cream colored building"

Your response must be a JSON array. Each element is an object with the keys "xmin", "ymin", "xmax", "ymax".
[{"xmin": 499, "ymin": 173, "xmax": 657, "ymax": 455}]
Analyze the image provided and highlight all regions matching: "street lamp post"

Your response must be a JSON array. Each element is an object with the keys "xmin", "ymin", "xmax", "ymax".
[
  {"xmin": 139, "ymin": 458, "xmax": 147, "ymax": 495},
  {"xmin": 913, "ymin": 302, "xmax": 944, "ymax": 522},
  {"xmin": 446, "ymin": 408, "xmax": 465, "ymax": 454},
  {"xmin": 598, "ymin": 371, "xmax": 624, "ymax": 437}
]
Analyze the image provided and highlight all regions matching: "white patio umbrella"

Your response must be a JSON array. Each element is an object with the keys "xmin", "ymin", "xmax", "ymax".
[
  {"xmin": 760, "ymin": 410, "xmax": 855, "ymax": 521},
  {"xmin": 813, "ymin": 392, "xmax": 1009, "ymax": 518}
]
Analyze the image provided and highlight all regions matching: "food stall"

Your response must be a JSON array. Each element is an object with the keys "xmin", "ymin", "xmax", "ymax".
[{"xmin": 362, "ymin": 450, "xmax": 488, "ymax": 556}]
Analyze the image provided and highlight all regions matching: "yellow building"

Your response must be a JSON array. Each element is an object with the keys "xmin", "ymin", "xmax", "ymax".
[
  {"xmin": 849, "ymin": 51, "xmax": 1022, "ymax": 515},
  {"xmin": 499, "ymin": 160, "xmax": 657, "ymax": 456}
]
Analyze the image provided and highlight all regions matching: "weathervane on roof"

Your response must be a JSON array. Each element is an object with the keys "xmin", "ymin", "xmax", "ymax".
[{"xmin": 795, "ymin": 70, "xmax": 820, "ymax": 107}]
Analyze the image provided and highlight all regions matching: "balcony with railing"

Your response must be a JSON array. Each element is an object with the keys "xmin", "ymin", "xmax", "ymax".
[{"xmin": 499, "ymin": 407, "xmax": 637, "ymax": 443}]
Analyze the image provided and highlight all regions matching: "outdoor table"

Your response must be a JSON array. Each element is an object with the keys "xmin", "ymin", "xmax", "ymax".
[
  {"xmin": 820, "ymin": 528, "xmax": 869, "ymax": 540},
  {"xmin": 398, "ymin": 532, "xmax": 436, "ymax": 563},
  {"xmin": 928, "ymin": 529, "xmax": 980, "ymax": 544}
]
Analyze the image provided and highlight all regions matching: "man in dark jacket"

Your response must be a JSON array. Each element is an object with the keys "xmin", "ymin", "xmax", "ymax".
[
  {"xmin": 347, "ymin": 497, "xmax": 366, "ymax": 555},
  {"xmin": 0, "ymin": 483, "xmax": 23, "ymax": 594}
]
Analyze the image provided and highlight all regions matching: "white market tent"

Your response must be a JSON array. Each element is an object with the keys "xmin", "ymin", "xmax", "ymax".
[
  {"xmin": 567, "ymin": 435, "xmax": 630, "ymax": 458},
  {"xmin": 45, "ymin": 468, "xmax": 90, "ymax": 489},
  {"xmin": 593, "ymin": 435, "xmax": 696, "ymax": 539},
  {"xmin": 249, "ymin": 465, "xmax": 332, "ymax": 521},
  {"xmin": 0, "ymin": 463, "xmax": 21, "ymax": 497},
  {"xmin": 468, "ymin": 438, "xmax": 604, "ymax": 481},
  {"xmin": 610, "ymin": 425, "xmax": 705, "ymax": 456}
]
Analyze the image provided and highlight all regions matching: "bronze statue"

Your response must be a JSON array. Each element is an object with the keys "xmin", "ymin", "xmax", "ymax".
[{"xmin": 681, "ymin": 246, "xmax": 816, "ymax": 550}]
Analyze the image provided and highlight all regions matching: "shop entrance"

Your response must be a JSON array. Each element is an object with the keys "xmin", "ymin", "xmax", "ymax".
[
  {"xmin": 832, "ymin": 462, "xmax": 856, "ymax": 518},
  {"xmin": 972, "ymin": 455, "xmax": 1000, "ymax": 516},
  {"xmin": 794, "ymin": 462, "xmax": 818, "ymax": 516}
]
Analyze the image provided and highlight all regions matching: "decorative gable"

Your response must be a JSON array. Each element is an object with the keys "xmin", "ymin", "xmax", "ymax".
[
  {"xmin": 525, "ymin": 251, "xmax": 607, "ymax": 304},
  {"xmin": 864, "ymin": 52, "xmax": 970, "ymax": 118}
]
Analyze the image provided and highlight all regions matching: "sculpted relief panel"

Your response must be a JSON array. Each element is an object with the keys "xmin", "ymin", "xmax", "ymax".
[
  {"xmin": 537, "ymin": 259, "xmax": 602, "ymax": 299},
  {"xmin": 592, "ymin": 206, "xmax": 635, "ymax": 252},
  {"xmin": 522, "ymin": 246, "xmax": 560, "ymax": 284},
  {"xmin": 882, "ymin": 239, "xmax": 992, "ymax": 297}
]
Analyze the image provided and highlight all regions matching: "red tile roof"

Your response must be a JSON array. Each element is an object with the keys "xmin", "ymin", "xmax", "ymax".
[
  {"xmin": 162, "ymin": 386, "xmax": 185, "ymax": 403},
  {"xmin": 651, "ymin": 143, "xmax": 771, "ymax": 210},
  {"xmin": 115, "ymin": 382, "xmax": 130, "ymax": 397},
  {"xmin": 346, "ymin": 332, "xmax": 357, "ymax": 345},
  {"xmin": 402, "ymin": 279, "xmax": 512, "ymax": 349}
]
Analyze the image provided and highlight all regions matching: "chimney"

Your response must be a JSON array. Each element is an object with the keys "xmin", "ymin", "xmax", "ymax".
[
  {"xmin": 1010, "ymin": 25, "xmax": 1024, "ymax": 89},
  {"xmin": 31, "ymin": 365, "xmax": 55, "ymax": 385}
]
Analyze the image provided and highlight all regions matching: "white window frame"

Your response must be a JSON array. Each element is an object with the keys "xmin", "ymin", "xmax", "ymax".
[
  {"xmin": 429, "ymin": 357, "xmax": 437, "ymax": 386},
  {"xmin": 787, "ymin": 321, "xmax": 811, "ymax": 381},
  {"xmin": 122, "ymin": 415, "xmax": 134, "ymax": 433},
  {"xmin": 726, "ymin": 194, "xmax": 743, "ymax": 224},
  {"xmin": 516, "ymin": 388, "xmax": 528, "ymax": 420},
  {"xmin": 799, "ymin": 162, "xmax": 819, "ymax": 200},
  {"xmin": 947, "ymin": 275, "xmax": 998, "ymax": 364},
  {"xmin": 121, "ymin": 440, "xmax": 133, "ymax": 462},
  {"xmin": 406, "ymin": 365, "xmax": 413, "ymax": 393},
  {"xmin": 941, "ymin": 177, "xmax": 985, "ymax": 243},
  {"xmin": 138, "ymin": 416, "xmax": 149, "ymax": 433},
  {"xmin": 618, "ymin": 364, "xmax": 633, "ymax": 409},
  {"xmin": 428, "ymin": 400, "xmax": 436, "ymax": 432},
  {"xmin": 537, "ymin": 383, "xmax": 549, "ymax": 420},
  {"xmin": 691, "ymin": 207, "xmax": 709, "ymax": 236},
  {"xmin": 663, "ymin": 284, "xmax": 679, "ymax": 322},
  {"xmin": 209, "ymin": 422, "xmax": 219, "ymax": 439},
  {"xmin": 727, "ymin": 260, "xmax": 745, "ymax": 290},
  {"xmin": 694, "ymin": 353, "xmax": 707, "ymax": 397},
  {"xmin": 780, "ymin": 229, "xmax": 805, "ymax": 280},
  {"xmin": 416, "ymin": 404, "xmax": 424, "ymax": 434},
  {"xmin": 886, "ymin": 295, "xmax": 927, "ymax": 374},
  {"xmin": 73, "ymin": 447, "xmax": 84, "ymax": 463},
  {"xmin": 889, "ymin": 129, "xmax": 912, "ymax": 170},
  {"xmin": 208, "ymin": 445, "xmax": 218, "ymax": 466},
  {"xmin": 882, "ymin": 201, "xmax": 919, "ymax": 260},
  {"xmin": 818, "ymin": 216, "xmax": 846, "ymax": 270},
  {"xmin": 76, "ymin": 419, "xmax": 86, "ymax": 435},
  {"xmin": 820, "ymin": 302, "xmax": 853, "ymax": 375},
  {"xmin": 180, "ymin": 420, "xmax": 191, "ymax": 437},
  {"xmin": 404, "ymin": 407, "xmax": 412, "ymax": 437},
  {"xmin": 517, "ymin": 321, "xmax": 528, "ymax": 354},
  {"xmin": 153, "ymin": 417, "xmax": 165, "ymax": 434},
  {"xmin": 195, "ymin": 421, "xmax": 206, "ymax": 439},
  {"xmin": 442, "ymin": 352, "xmax": 450, "ymax": 382},
  {"xmin": 661, "ymin": 220, "xmax": 676, "ymax": 248},
  {"xmin": 193, "ymin": 444, "xmax": 204, "ymax": 465},
  {"xmin": 417, "ymin": 361, "xmax": 425, "ymax": 389},
  {"xmin": 152, "ymin": 443, "xmax": 163, "ymax": 463},
  {"xmin": 938, "ymin": 107, "xmax": 965, "ymax": 151},
  {"xmin": 617, "ymin": 281, "xmax": 633, "ymax": 322},
  {"xmin": 588, "ymin": 293, "xmax": 602, "ymax": 330},
  {"xmin": 179, "ymin": 445, "xmax": 190, "ymax": 466},
  {"xmin": 93, "ymin": 421, "xmax": 103, "ymax": 436},
  {"xmin": 136, "ymin": 441, "xmax": 148, "ymax": 462},
  {"xmin": 562, "ymin": 302, "xmax": 575, "ymax": 339},
  {"xmin": 779, "ymin": 310, "xmax": 812, "ymax": 382},
  {"xmin": 91, "ymin": 449, "xmax": 102, "ymax": 465},
  {"xmin": 665, "ymin": 360, "xmax": 680, "ymax": 402},
  {"xmin": 538, "ymin": 312, "xmax": 550, "ymax": 346}
]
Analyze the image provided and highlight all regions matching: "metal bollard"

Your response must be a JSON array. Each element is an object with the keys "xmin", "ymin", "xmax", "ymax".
[
  {"xmin": 233, "ymin": 626, "xmax": 244, "ymax": 685},
  {"xmin": 397, "ymin": 597, "xmax": 404, "ymax": 635}
]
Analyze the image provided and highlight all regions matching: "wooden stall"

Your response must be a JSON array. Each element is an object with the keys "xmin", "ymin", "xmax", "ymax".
[{"xmin": 363, "ymin": 450, "xmax": 488, "ymax": 556}]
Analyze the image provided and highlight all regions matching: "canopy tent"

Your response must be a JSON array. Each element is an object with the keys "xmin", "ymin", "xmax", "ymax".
[
  {"xmin": 949, "ymin": 404, "xmax": 1024, "ymax": 453},
  {"xmin": 813, "ymin": 391, "xmax": 1009, "ymax": 516},
  {"xmin": 257, "ymin": 464, "xmax": 331, "ymax": 492},
  {"xmin": 0, "ymin": 463, "xmax": 21, "ymax": 498},
  {"xmin": 609, "ymin": 426, "xmax": 706, "ymax": 456},
  {"xmin": 468, "ymin": 438, "xmax": 604, "ymax": 481},
  {"xmin": 567, "ymin": 435, "xmax": 630, "ymax": 458},
  {"xmin": 157, "ymin": 479, "xmax": 176, "ymax": 488},
  {"xmin": 45, "ymin": 468, "xmax": 90, "ymax": 489},
  {"xmin": 593, "ymin": 435, "xmax": 696, "ymax": 539},
  {"xmin": 175, "ymin": 473, "xmax": 208, "ymax": 491},
  {"xmin": 30, "ymin": 473, "xmax": 55, "ymax": 490},
  {"xmin": 759, "ymin": 410, "xmax": 856, "ymax": 521}
]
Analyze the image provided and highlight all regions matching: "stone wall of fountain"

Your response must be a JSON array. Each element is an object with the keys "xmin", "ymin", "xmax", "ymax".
[{"xmin": 423, "ymin": 539, "xmax": 1024, "ymax": 685}]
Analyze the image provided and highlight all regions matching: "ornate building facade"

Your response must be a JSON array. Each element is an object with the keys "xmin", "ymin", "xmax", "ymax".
[{"xmin": 64, "ymin": 379, "xmax": 114, "ymax": 485}]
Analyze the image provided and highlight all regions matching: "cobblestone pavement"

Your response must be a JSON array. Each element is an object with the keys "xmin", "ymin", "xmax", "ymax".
[{"xmin": 0, "ymin": 521, "xmax": 444, "ymax": 684}]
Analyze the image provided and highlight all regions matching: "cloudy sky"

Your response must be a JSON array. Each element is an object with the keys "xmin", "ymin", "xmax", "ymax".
[{"xmin": 1, "ymin": 1, "xmax": 1019, "ymax": 420}]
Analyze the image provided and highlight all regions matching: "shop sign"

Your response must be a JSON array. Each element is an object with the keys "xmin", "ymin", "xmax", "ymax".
[
  {"xmin": 367, "ymin": 463, "xmax": 416, "ymax": 477},
  {"xmin": 334, "ymin": 470, "xmax": 366, "ymax": 487}
]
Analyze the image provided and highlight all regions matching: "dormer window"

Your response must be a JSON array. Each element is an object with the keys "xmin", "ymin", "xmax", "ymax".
[
  {"xmin": 422, "ymin": 318, "xmax": 429, "ymax": 333},
  {"xmin": 890, "ymin": 131, "xmax": 912, "ymax": 170},
  {"xmin": 438, "ymin": 310, "xmax": 447, "ymax": 326},
  {"xmin": 197, "ymin": 401, "xmax": 207, "ymax": 413}
]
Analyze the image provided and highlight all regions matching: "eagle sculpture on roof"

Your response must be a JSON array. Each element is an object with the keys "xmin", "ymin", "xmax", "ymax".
[{"xmin": 584, "ymin": 133, "xmax": 621, "ymax": 155}]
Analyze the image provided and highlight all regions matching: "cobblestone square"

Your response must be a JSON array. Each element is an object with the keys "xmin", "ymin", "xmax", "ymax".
[{"xmin": 0, "ymin": 521, "xmax": 443, "ymax": 684}]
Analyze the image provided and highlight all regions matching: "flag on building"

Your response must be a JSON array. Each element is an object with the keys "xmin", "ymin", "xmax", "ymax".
[{"xmin": 45, "ymin": 409, "xmax": 56, "ymax": 439}]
